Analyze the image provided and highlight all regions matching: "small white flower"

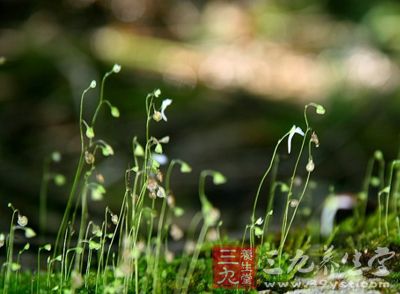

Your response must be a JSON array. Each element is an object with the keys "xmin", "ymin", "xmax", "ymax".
[
  {"xmin": 156, "ymin": 186, "xmax": 166, "ymax": 198},
  {"xmin": 255, "ymin": 217, "xmax": 263, "ymax": 226},
  {"xmin": 288, "ymin": 125, "xmax": 305, "ymax": 154},
  {"xmin": 160, "ymin": 99, "xmax": 172, "ymax": 122},
  {"xmin": 18, "ymin": 215, "xmax": 28, "ymax": 227},
  {"xmin": 152, "ymin": 111, "xmax": 162, "ymax": 122},
  {"xmin": 111, "ymin": 214, "xmax": 119, "ymax": 225},
  {"xmin": 0, "ymin": 233, "xmax": 5, "ymax": 248}
]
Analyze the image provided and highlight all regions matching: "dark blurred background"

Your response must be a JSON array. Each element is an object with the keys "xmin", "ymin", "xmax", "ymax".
[{"xmin": 0, "ymin": 0, "xmax": 400, "ymax": 238}]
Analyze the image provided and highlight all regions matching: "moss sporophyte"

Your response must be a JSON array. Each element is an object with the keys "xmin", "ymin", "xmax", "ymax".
[{"xmin": 2, "ymin": 65, "xmax": 400, "ymax": 293}]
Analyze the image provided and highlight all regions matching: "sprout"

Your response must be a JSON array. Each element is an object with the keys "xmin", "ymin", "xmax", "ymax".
[
  {"xmin": 180, "ymin": 161, "xmax": 192, "ymax": 173},
  {"xmin": 85, "ymin": 126, "xmax": 95, "ymax": 139},
  {"xmin": 101, "ymin": 144, "xmax": 114, "ymax": 157},
  {"xmin": 89, "ymin": 241, "xmax": 101, "ymax": 251},
  {"xmin": 111, "ymin": 106, "xmax": 120, "ymax": 118},
  {"xmin": 280, "ymin": 183, "xmax": 289, "ymax": 192},
  {"xmin": 134, "ymin": 144, "xmax": 145, "ymax": 157},
  {"xmin": 90, "ymin": 80, "xmax": 97, "ymax": 88},
  {"xmin": 44, "ymin": 244, "xmax": 52, "ymax": 251},
  {"xmin": 18, "ymin": 215, "xmax": 28, "ymax": 227},
  {"xmin": 23, "ymin": 243, "xmax": 30, "ymax": 251},
  {"xmin": 288, "ymin": 125, "xmax": 305, "ymax": 154},
  {"xmin": 316, "ymin": 105, "xmax": 326, "ymax": 115},
  {"xmin": 160, "ymin": 99, "xmax": 172, "ymax": 122},
  {"xmin": 212, "ymin": 172, "xmax": 226, "ymax": 185},
  {"xmin": 25, "ymin": 228, "xmax": 36, "ymax": 239},
  {"xmin": 112, "ymin": 64, "xmax": 121, "ymax": 73}
]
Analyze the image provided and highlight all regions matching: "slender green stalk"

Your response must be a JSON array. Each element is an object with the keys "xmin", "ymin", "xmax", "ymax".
[
  {"xmin": 4, "ymin": 205, "xmax": 18, "ymax": 294},
  {"xmin": 249, "ymin": 132, "xmax": 291, "ymax": 247},
  {"xmin": 261, "ymin": 155, "xmax": 280, "ymax": 244},
  {"xmin": 152, "ymin": 160, "xmax": 176, "ymax": 293},
  {"xmin": 54, "ymin": 84, "xmax": 92, "ymax": 256}
]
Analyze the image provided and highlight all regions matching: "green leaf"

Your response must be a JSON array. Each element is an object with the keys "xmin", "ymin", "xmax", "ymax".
[
  {"xmin": 44, "ymin": 244, "xmax": 52, "ymax": 251},
  {"xmin": 212, "ymin": 172, "xmax": 226, "ymax": 185}
]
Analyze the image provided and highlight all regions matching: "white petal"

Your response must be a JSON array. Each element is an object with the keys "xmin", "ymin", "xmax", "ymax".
[
  {"xmin": 287, "ymin": 125, "xmax": 304, "ymax": 154},
  {"xmin": 161, "ymin": 99, "xmax": 172, "ymax": 122},
  {"xmin": 294, "ymin": 126, "xmax": 304, "ymax": 136}
]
